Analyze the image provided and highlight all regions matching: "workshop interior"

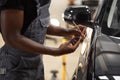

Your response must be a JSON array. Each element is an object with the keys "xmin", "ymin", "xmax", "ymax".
[{"xmin": 0, "ymin": 0, "xmax": 120, "ymax": 80}]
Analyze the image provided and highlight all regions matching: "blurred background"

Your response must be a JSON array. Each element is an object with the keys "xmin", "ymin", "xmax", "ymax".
[
  {"xmin": 0, "ymin": 0, "xmax": 100, "ymax": 80},
  {"xmin": 44, "ymin": 0, "xmax": 98, "ymax": 80}
]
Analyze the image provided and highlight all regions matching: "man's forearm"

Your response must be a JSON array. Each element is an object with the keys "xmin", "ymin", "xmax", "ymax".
[
  {"xmin": 47, "ymin": 25, "xmax": 70, "ymax": 37},
  {"xmin": 5, "ymin": 33, "xmax": 60, "ymax": 56}
]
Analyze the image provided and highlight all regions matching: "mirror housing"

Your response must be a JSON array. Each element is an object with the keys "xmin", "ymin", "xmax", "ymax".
[{"xmin": 63, "ymin": 6, "xmax": 91, "ymax": 26}]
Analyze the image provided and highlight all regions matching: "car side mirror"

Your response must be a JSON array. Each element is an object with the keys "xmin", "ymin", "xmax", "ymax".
[{"xmin": 63, "ymin": 6, "xmax": 92, "ymax": 26}]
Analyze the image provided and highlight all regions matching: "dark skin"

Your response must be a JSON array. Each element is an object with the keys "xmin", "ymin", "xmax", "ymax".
[{"xmin": 0, "ymin": 9, "xmax": 85, "ymax": 56}]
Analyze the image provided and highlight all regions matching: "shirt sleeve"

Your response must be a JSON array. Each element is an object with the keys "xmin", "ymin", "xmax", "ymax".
[{"xmin": 0, "ymin": 0, "xmax": 24, "ymax": 10}]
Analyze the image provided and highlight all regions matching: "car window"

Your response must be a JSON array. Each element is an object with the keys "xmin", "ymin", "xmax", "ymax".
[
  {"xmin": 108, "ymin": 0, "xmax": 120, "ymax": 29},
  {"xmin": 93, "ymin": 0, "xmax": 104, "ymax": 21}
]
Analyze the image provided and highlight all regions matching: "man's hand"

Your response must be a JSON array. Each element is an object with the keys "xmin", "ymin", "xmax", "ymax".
[
  {"xmin": 58, "ymin": 37, "xmax": 80, "ymax": 55},
  {"xmin": 68, "ymin": 24, "xmax": 87, "ymax": 42}
]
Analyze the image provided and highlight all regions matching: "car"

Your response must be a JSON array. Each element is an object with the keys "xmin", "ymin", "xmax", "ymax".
[{"xmin": 64, "ymin": 0, "xmax": 120, "ymax": 80}]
